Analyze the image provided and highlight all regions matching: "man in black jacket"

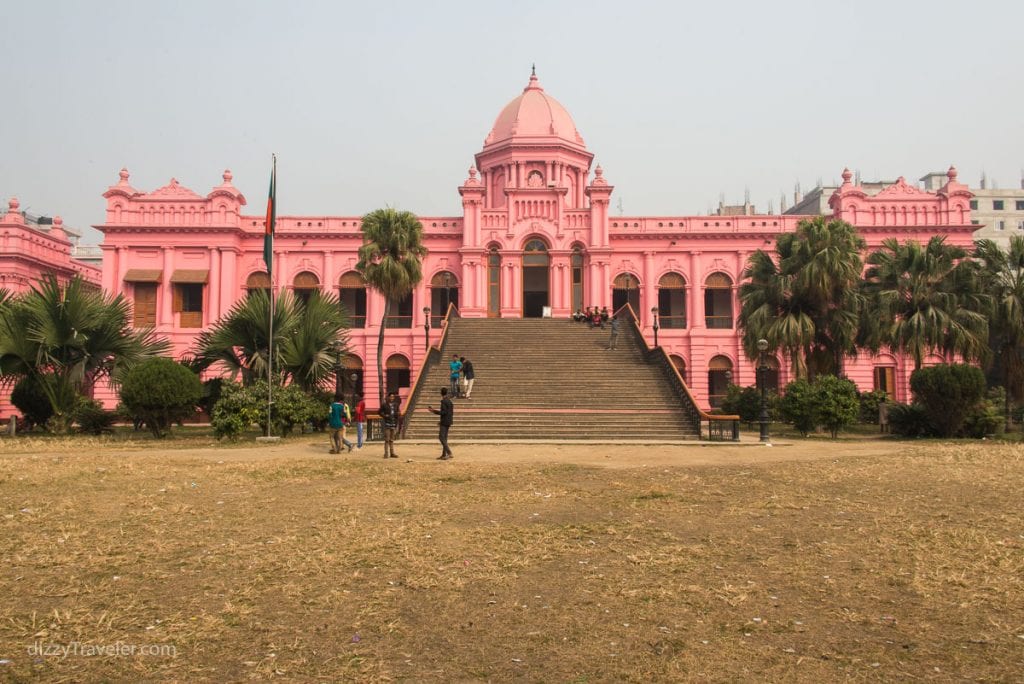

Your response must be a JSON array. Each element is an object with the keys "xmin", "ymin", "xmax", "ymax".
[{"xmin": 428, "ymin": 387, "xmax": 454, "ymax": 460}]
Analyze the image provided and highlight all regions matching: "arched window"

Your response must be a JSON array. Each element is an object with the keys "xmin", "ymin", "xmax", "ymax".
[
  {"xmin": 338, "ymin": 271, "xmax": 367, "ymax": 328},
  {"xmin": 246, "ymin": 271, "xmax": 271, "ymax": 297},
  {"xmin": 386, "ymin": 355, "xmax": 411, "ymax": 395},
  {"xmin": 571, "ymin": 246, "xmax": 585, "ymax": 313},
  {"xmin": 522, "ymin": 239, "xmax": 550, "ymax": 318},
  {"xmin": 707, "ymin": 355, "xmax": 733, "ymax": 408},
  {"xmin": 339, "ymin": 354, "xmax": 364, "ymax": 397},
  {"xmin": 658, "ymin": 272, "xmax": 687, "ymax": 329},
  {"xmin": 430, "ymin": 271, "xmax": 460, "ymax": 326},
  {"xmin": 704, "ymin": 272, "xmax": 733, "ymax": 329},
  {"xmin": 293, "ymin": 271, "xmax": 320, "ymax": 305},
  {"xmin": 612, "ymin": 272, "xmax": 641, "ymax": 314},
  {"xmin": 669, "ymin": 354, "xmax": 686, "ymax": 382}
]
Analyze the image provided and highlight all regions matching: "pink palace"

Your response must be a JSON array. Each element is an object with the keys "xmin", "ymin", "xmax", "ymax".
[{"xmin": 4, "ymin": 71, "xmax": 977, "ymax": 412}]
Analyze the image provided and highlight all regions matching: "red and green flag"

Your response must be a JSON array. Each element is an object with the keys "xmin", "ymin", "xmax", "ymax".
[{"xmin": 263, "ymin": 155, "xmax": 277, "ymax": 277}]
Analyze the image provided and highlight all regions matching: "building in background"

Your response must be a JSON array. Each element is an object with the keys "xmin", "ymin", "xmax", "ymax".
[
  {"xmin": 922, "ymin": 171, "xmax": 1024, "ymax": 249},
  {"xmin": 0, "ymin": 71, "xmax": 981, "ymax": 416}
]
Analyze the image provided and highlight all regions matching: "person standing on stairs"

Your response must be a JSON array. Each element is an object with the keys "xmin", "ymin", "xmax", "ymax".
[
  {"xmin": 449, "ymin": 354, "xmax": 463, "ymax": 398},
  {"xmin": 605, "ymin": 314, "xmax": 621, "ymax": 350},
  {"xmin": 428, "ymin": 387, "xmax": 455, "ymax": 460},
  {"xmin": 461, "ymin": 356, "xmax": 475, "ymax": 399}
]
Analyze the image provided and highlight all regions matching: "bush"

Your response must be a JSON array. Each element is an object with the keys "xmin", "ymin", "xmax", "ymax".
[
  {"xmin": 888, "ymin": 402, "xmax": 933, "ymax": 437},
  {"xmin": 858, "ymin": 390, "xmax": 889, "ymax": 424},
  {"xmin": 119, "ymin": 357, "xmax": 203, "ymax": 438},
  {"xmin": 780, "ymin": 378, "xmax": 819, "ymax": 437},
  {"xmin": 910, "ymin": 364, "xmax": 987, "ymax": 438},
  {"xmin": 269, "ymin": 383, "xmax": 325, "ymax": 435},
  {"xmin": 721, "ymin": 385, "xmax": 761, "ymax": 425},
  {"xmin": 815, "ymin": 375, "xmax": 860, "ymax": 438},
  {"xmin": 74, "ymin": 397, "xmax": 116, "ymax": 435},
  {"xmin": 961, "ymin": 399, "xmax": 1004, "ymax": 438},
  {"xmin": 198, "ymin": 378, "xmax": 225, "ymax": 417},
  {"xmin": 210, "ymin": 382, "xmax": 263, "ymax": 440},
  {"xmin": 10, "ymin": 376, "xmax": 53, "ymax": 431}
]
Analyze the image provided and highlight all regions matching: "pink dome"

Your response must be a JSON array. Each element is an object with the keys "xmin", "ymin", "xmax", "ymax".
[{"xmin": 485, "ymin": 71, "xmax": 585, "ymax": 148}]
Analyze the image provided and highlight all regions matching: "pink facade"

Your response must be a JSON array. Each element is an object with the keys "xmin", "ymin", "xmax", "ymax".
[
  {"xmin": 0, "ymin": 197, "xmax": 102, "ymax": 417},
  {"xmin": 88, "ymin": 72, "xmax": 976, "ymax": 408}
]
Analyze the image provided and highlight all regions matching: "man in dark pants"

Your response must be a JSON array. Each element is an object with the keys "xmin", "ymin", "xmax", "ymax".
[
  {"xmin": 379, "ymin": 391, "xmax": 401, "ymax": 459},
  {"xmin": 428, "ymin": 387, "xmax": 454, "ymax": 460}
]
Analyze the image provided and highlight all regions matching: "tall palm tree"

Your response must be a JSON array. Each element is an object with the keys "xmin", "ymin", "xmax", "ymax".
[
  {"xmin": 357, "ymin": 208, "xmax": 427, "ymax": 407},
  {"xmin": 739, "ymin": 216, "xmax": 865, "ymax": 379},
  {"xmin": 974, "ymin": 236, "xmax": 1024, "ymax": 423},
  {"xmin": 862, "ymin": 236, "xmax": 989, "ymax": 371},
  {"xmin": 191, "ymin": 289, "xmax": 348, "ymax": 391},
  {"xmin": 0, "ymin": 275, "xmax": 169, "ymax": 431}
]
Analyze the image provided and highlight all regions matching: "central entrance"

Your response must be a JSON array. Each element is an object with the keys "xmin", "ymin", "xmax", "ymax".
[{"xmin": 522, "ymin": 238, "xmax": 550, "ymax": 318}]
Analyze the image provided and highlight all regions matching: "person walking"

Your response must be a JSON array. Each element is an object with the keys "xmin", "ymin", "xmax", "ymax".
[
  {"xmin": 462, "ymin": 356, "xmax": 475, "ymax": 399},
  {"xmin": 605, "ymin": 314, "xmax": 621, "ymax": 350},
  {"xmin": 379, "ymin": 391, "xmax": 401, "ymax": 459},
  {"xmin": 448, "ymin": 354, "xmax": 463, "ymax": 398},
  {"xmin": 329, "ymin": 392, "xmax": 354, "ymax": 453},
  {"xmin": 354, "ymin": 393, "xmax": 366, "ymax": 449},
  {"xmin": 428, "ymin": 387, "xmax": 454, "ymax": 460}
]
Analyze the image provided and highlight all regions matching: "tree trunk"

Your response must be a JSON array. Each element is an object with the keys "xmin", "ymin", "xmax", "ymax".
[{"xmin": 376, "ymin": 298, "xmax": 391, "ymax": 409}]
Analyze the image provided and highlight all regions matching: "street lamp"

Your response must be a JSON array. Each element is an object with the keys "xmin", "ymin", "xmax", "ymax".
[
  {"xmin": 651, "ymin": 306, "xmax": 660, "ymax": 347},
  {"xmin": 423, "ymin": 306, "xmax": 431, "ymax": 351},
  {"xmin": 350, "ymin": 372, "xmax": 358, "ymax": 408},
  {"xmin": 757, "ymin": 338, "xmax": 770, "ymax": 443}
]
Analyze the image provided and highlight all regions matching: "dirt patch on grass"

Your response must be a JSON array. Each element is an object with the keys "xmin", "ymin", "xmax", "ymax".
[{"xmin": 0, "ymin": 438, "xmax": 1021, "ymax": 681}]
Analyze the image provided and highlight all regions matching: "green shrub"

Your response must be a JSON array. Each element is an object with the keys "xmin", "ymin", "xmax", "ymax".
[
  {"xmin": 269, "ymin": 383, "xmax": 324, "ymax": 435},
  {"xmin": 815, "ymin": 375, "xmax": 860, "ymax": 438},
  {"xmin": 858, "ymin": 390, "xmax": 890, "ymax": 424},
  {"xmin": 10, "ymin": 376, "xmax": 53, "ymax": 431},
  {"xmin": 74, "ymin": 397, "xmax": 116, "ymax": 435},
  {"xmin": 909, "ymin": 364, "xmax": 987, "ymax": 438},
  {"xmin": 198, "ymin": 378, "xmax": 225, "ymax": 417},
  {"xmin": 888, "ymin": 402, "xmax": 934, "ymax": 438},
  {"xmin": 961, "ymin": 400, "xmax": 1004, "ymax": 438},
  {"xmin": 119, "ymin": 357, "xmax": 203, "ymax": 438},
  {"xmin": 210, "ymin": 382, "xmax": 263, "ymax": 440},
  {"xmin": 721, "ymin": 385, "xmax": 760, "ymax": 425},
  {"xmin": 780, "ymin": 378, "xmax": 819, "ymax": 437}
]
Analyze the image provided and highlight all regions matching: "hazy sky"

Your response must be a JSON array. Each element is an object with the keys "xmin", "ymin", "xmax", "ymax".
[{"xmin": 3, "ymin": 0, "xmax": 1022, "ymax": 244}]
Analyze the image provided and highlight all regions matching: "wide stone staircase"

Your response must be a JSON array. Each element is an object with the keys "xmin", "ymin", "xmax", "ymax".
[{"xmin": 403, "ymin": 318, "xmax": 700, "ymax": 440}]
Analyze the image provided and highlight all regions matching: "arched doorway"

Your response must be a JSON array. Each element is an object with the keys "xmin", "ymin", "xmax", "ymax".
[
  {"xmin": 487, "ymin": 246, "xmax": 501, "ymax": 318},
  {"xmin": 338, "ymin": 271, "xmax": 367, "ymax": 328},
  {"xmin": 386, "ymin": 355, "xmax": 411, "ymax": 395},
  {"xmin": 707, "ymin": 355, "xmax": 733, "ymax": 408},
  {"xmin": 430, "ymin": 271, "xmax": 460, "ymax": 326},
  {"xmin": 658, "ymin": 273, "xmax": 687, "ymax": 328},
  {"xmin": 571, "ymin": 246, "xmax": 585, "ymax": 312},
  {"xmin": 704, "ymin": 272, "xmax": 734, "ymax": 329},
  {"xmin": 612, "ymin": 272, "xmax": 641, "ymax": 314},
  {"xmin": 293, "ymin": 271, "xmax": 320, "ymax": 306},
  {"xmin": 522, "ymin": 239, "xmax": 550, "ymax": 318}
]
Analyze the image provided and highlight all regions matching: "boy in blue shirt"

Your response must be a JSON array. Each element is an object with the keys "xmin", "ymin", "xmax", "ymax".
[
  {"xmin": 448, "ymin": 354, "xmax": 463, "ymax": 398},
  {"xmin": 329, "ymin": 392, "xmax": 354, "ymax": 453}
]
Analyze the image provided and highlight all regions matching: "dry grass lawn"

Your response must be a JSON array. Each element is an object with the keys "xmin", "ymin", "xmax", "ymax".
[{"xmin": 0, "ymin": 435, "xmax": 1022, "ymax": 682}]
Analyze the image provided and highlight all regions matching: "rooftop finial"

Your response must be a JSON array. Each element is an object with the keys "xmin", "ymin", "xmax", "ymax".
[{"xmin": 531, "ymin": 63, "xmax": 536, "ymax": 77}]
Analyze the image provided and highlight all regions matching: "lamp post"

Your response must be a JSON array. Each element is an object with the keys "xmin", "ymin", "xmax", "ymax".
[
  {"xmin": 423, "ymin": 306, "xmax": 431, "ymax": 351},
  {"xmin": 651, "ymin": 306, "xmax": 660, "ymax": 347},
  {"xmin": 350, "ymin": 372, "xmax": 358, "ymax": 409},
  {"xmin": 757, "ymin": 338, "xmax": 770, "ymax": 443}
]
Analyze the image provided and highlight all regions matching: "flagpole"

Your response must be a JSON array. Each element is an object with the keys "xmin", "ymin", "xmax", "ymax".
[{"xmin": 265, "ymin": 154, "xmax": 277, "ymax": 438}]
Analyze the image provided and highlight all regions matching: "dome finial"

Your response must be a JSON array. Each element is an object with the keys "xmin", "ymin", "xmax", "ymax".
[{"xmin": 531, "ymin": 63, "xmax": 536, "ymax": 77}]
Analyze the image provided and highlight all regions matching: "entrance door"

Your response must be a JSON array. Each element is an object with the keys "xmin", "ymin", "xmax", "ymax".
[
  {"xmin": 612, "ymin": 272, "xmax": 640, "ymax": 314},
  {"xmin": 487, "ymin": 249, "xmax": 501, "ymax": 318},
  {"xmin": 522, "ymin": 239, "xmax": 550, "ymax": 318}
]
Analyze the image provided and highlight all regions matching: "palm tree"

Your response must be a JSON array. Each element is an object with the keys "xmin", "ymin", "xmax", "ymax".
[
  {"xmin": 738, "ymin": 216, "xmax": 865, "ymax": 379},
  {"xmin": 190, "ymin": 288, "xmax": 348, "ymax": 391},
  {"xmin": 862, "ymin": 236, "xmax": 989, "ymax": 371},
  {"xmin": 0, "ymin": 275, "xmax": 169, "ymax": 432},
  {"xmin": 357, "ymin": 208, "xmax": 427, "ymax": 407},
  {"xmin": 974, "ymin": 236, "xmax": 1024, "ymax": 425}
]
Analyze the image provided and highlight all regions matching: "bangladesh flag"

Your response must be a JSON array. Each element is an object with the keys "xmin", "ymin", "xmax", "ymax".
[{"xmin": 263, "ymin": 155, "xmax": 277, "ymax": 277}]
